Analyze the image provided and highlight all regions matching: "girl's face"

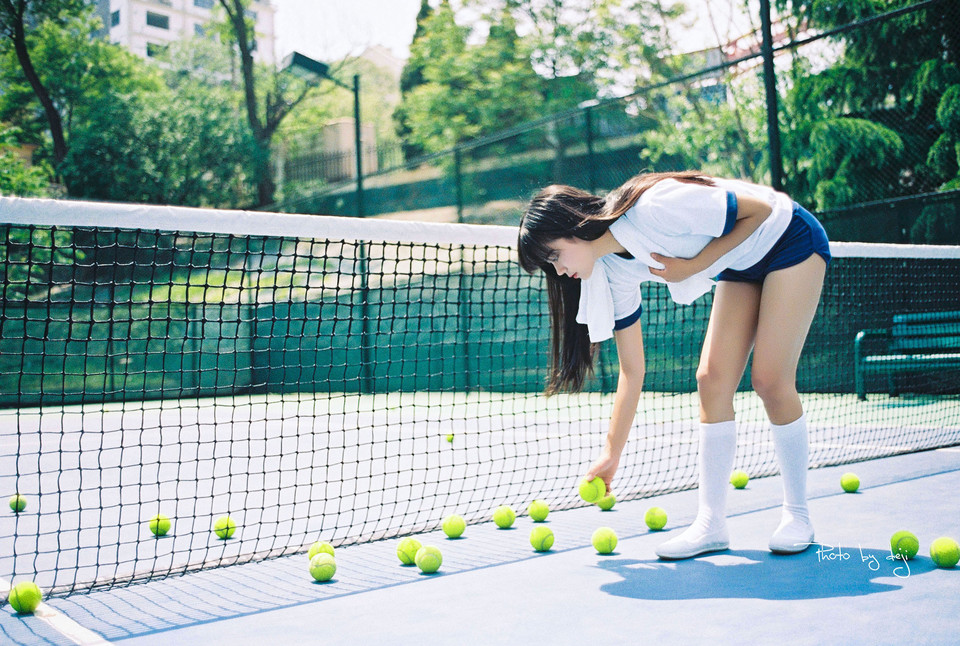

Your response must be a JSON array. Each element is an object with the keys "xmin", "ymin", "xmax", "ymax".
[{"xmin": 546, "ymin": 237, "xmax": 596, "ymax": 280}]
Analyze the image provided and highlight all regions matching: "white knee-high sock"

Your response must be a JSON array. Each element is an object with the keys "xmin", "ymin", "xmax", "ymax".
[
  {"xmin": 694, "ymin": 420, "xmax": 738, "ymax": 530},
  {"xmin": 771, "ymin": 413, "xmax": 810, "ymax": 522}
]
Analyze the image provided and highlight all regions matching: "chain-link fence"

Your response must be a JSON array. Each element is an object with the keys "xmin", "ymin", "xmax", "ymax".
[{"xmin": 274, "ymin": 0, "xmax": 959, "ymax": 245}]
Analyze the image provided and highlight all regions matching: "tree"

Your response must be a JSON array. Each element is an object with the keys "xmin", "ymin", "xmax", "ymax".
[
  {"xmin": 394, "ymin": 0, "xmax": 433, "ymax": 160},
  {"xmin": 400, "ymin": 1, "xmax": 542, "ymax": 153},
  {"xmin": 216, "ymin": 0, "xmax": 317, "ymax": 207},
  {"xmin": 0, "ymin": 123, "xmax": 48, "ymax": 195},
  {"xmin": 0, "ymin": 0, "xmax": 86, "ymax": 167},
  {"xmin": 777, "ymin": 0, "xmax": 960, "ymax": 214},
  {"xmin": 59, "ymin": 36, "xmax": 256, "ymax": 206}
]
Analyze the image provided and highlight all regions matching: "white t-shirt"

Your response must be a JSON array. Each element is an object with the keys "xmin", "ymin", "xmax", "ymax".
[{"xmin": 576, "ymin": 177, "xmax": 793, "ymax": 342}]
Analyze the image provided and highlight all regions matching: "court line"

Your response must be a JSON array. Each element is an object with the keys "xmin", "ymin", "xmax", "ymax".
[{"xmin": 1, "ymin": 577, "xmax": 110, "ymax": 646}]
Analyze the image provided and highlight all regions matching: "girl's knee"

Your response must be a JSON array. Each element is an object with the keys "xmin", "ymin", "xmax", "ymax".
[{"xmin": 751, "ymin": 366, "xmax": 796, "ymax": 407}]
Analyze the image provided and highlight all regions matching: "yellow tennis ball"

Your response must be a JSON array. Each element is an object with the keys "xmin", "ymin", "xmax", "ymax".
[
  {"xmin": 308, "ymin": 553, "xmax": 337, "ymax": 582},
  {"xmin": 645, "ymin": 506, "xmax": 668, "ymax": 531},
  {"xmin": 308, "ymin": 540, "xmax": 335, "ymax": 560},
  {"xmin": 729, "ymin": 470, "xmax": 749, "ymax": 489},
  {"xmin": 597, "ymin": 493, "xmax": 616, "ymax": 511},
  {"xmin": 592, "ymin": 527, "xmax": 618, "ymax": 554},
  {"xmin": 840, "ymin": 472, "xmax": 860, "ymax": 493},
  {"xmin": 578, "ymin": 477, "xmax": 606, "ymax": 503},
  {"xmin": 396, "ymin": 537, "xmax": 422, "ymax": 565},
  {"xmin": 530, "ymin": 526, "xmax": 554, "ymax": 552},
  {"xmin": 930, "ymin": 536, "xmax": 960, "ymax": 568},
  {"xmin": 528, "ymin": 499, "xmax": 550, "ymax": 522},
  {"xmin": 213, "ymin": 515, "xmax": 236, "ymax": 539},
  {"xmin": 415, "ymin": 545, "xmax": 442, "ymax": 573},
  {"xmin": 493, "ymin": 505, "xmax": 516, "ymax": 529},
  {"xmin": 148, "ymin": 514, "xmax": 171, "ymax": 537},
  {"xmin": 9, "ymin": 493, "xmax": 27, "ymax": 513},
  {"xmin": 442, "ymin": 514, "xmax": 466, "ymax": 538},
  {"xmin": 7, "ymin": 581, "xmax": 42, "ymax": 614},
  {"xmin": 445, "ymin": 434, "xmax": 454, "ymax": 443},
  {"xmin": 889, "ymin": 530, "xmax": 919, "ymax": 560}
]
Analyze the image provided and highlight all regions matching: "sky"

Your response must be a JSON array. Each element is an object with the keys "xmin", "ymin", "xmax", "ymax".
[
  {"xmin": 273, "ymin": 0, "xmax": 424, "ymax": 63},
  {"xmin": 271, "ymin": 0, "xmax": 758, "ymax": 65}
]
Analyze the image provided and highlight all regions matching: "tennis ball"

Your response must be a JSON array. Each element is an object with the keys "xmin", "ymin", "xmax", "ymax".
[
  {"xmin": 415, "ymin": 545, "xmax": 442, "ymax": 573},
  {"xmin": 729, "ymin": 470, "xmax": 749, "ymax": 489},
  {"xmin": 597, "ymin": 494, "xmax": 616, "ymax": 511},
  {"xmin": 308, "ymin": 540, "xmax": 335, "ymax": 560},
  {"xmin": 396, "ymin": 537, "xmax": 422, "ymax": 565},
  {"xmin": 528, "ymin": 499, "xmax": 550, "ymax": 522},
  {"xmin": 530, "ymin": 526, "xmax": 554, "ymax": 552},
  {"xmin": 579, "ymin": 477, "xmax": 606, "ymax": 503},
  {"xmin": 309, "ymin": 553, "xmax": 337, "ymax": 582},
  {"xmin": 493, "ymin": 505, "xmax": 516, "ymax": 529},
  {"xmin": 9, "ymin": 493, "xmax": 26, "ymax": 513},
  {"xmin": 442, "ymin": 514, "xmax": 466, "ymax": 538},
  {"xmin": 213, "ymin": 515, "xmax": 236, "ymax": 539},
  {"xmin": 445, "ymin": 434, "xmax": 454, "ymax": 443},
  {"xmin": 644, "ymin": 506, "xmax": 668, "ymax": 531},
  {"xmin": 889, "ymin": 530, "xmax": 919, "ymax": 560},
  {"xmin": 930, "ymin": 536, "xmax": 960, "ymax": 568},
  {"xmin": 840, "ymin": 472, "xmax": 860, "ymax": 493},
  {"xmin": 592, "ymin": 527, "xmax": 618, "ymax": 554},
  {"xmin": 7, "ymin": 581, "xmax": 42, "ymax": 614},
  {"xmin": 148, "ymin": 514, "xmax": 171, "ymax": 537}
]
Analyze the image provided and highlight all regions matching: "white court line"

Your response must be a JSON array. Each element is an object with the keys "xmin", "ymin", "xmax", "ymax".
[{"xmin": 1, "ymin": 577, "xmax": 109, "ymax": 645}]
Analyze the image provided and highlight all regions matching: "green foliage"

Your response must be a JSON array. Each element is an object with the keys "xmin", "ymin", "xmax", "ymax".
[
  {"xmin": 910, "ymin": 200, "xmax": 960, "ymax": 244},
  {"xmin": 1, "ymin": 7, "xmax": 256, "ymax": 206},
  {"xmin": 402, "ymin": 2, "xmax": 542, "ymax": 153},
  {"xmin": 779, "ymin": 0, "xmax": 958, "ymax": 212},
  {"xmin": 936, "ymin": 84, "xmax": 960, "ymax": 133},
  {"xmin": 0, "ymin": 124, "xmax": 50, "ymax": 196},
  {"xmin": 640, "ymin": 74, "xmax": 767, "ymax": 181},
  {"xmin": 809, "ymin": 118, "xmax": 904, "ymax": 208}
]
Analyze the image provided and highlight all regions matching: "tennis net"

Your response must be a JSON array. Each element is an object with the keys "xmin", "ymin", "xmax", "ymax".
[{"xmin": 1, "ymin": 197, "xmax": 959, "ymax": 597}]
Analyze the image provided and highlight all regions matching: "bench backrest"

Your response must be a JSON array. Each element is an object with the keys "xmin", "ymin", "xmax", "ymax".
[{"xmin": 891, "ymin": 311, "xmax": 960, "ymax": 354}]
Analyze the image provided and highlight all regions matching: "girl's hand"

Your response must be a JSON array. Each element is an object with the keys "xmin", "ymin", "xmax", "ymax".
[
  {"xmin": 649, "ymin": 253, "xmax": 701, "ymax": 283},
  {"xmin": 584, "ymin": 448, "xmax": 620, "ymax": 498}
]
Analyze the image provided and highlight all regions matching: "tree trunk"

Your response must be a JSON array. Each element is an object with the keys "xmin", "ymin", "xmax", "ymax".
[{"xmin": 10, "ymin": 9, "xmax": 67, "ymax": 165}]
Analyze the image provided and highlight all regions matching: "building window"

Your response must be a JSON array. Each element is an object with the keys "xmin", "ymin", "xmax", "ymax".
[
  {"xmin": 146, "ymin": 42, "xmax": 168, "ymax": 58},
  {"xmin": 146, "ymin": 12, "xmax": 170, "ymax": 30},
  {"xmin": 194, "ymin": 23, "xmax": 206, "ymax": 37},
  {"xmin": 194, "ymin": 0, "xmax": 214, "ymax": 9},
  {"xmin": 110, "ymin": 10, "xmax": 120, "ymax": 27},
  {"xmin": 245, "ymin": 10, "xmax": 257, "ymax": 21}
]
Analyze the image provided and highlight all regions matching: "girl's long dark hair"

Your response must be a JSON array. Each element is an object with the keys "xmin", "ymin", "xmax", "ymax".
[{"xmin": 518, "ymin": 171, "xmax": 714, "ymax": 394}]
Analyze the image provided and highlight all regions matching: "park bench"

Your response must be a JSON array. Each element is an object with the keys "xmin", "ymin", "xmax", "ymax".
[{"xmin": 854, "ymin": 310, "xmax": 960, "ymax": 400}]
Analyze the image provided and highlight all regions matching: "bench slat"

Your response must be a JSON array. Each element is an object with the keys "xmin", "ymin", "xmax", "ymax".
[
  {"xmin": 892, "ymin": 311, "xmax": 960, "ymax": 324},
  {"xmin": 892, "ymin": 323, "xmax": 960, "ymax": 337},
  {"xmin": 891, "ymin": 336, "xmax": 960, "ymax": 352},
  {"xmin": 862, "ymin": 353, "xmax": 960, "ymax": 370}
]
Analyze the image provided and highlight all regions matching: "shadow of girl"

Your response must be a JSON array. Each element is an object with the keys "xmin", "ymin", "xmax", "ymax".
[{"xmin": 595, "ymin": 547, "xmax": 937, "ymax": 601}]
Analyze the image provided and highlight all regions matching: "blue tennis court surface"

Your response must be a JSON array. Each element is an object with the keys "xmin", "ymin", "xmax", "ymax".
[{"xmin": 3, "ymin": 447, "xmax": 958, "ymax": 645}]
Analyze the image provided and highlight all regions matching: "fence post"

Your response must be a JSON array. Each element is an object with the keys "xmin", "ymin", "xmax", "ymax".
[
  {"xmin": 585, "ymin": 106, "xmax": 596, "ymax": 194},
  {"xmin": 759, "ymin": 0, "xmax": 784, "ymax": 191},
  {"xmin": 454, "ymin": 148, "xmax": 464, "ymax": 224},
  {"xmin": 353, "ymin": 74, "xmax": 364, "ymax": 219}
]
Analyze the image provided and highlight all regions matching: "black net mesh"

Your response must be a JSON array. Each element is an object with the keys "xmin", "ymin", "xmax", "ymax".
[{"xmin": 1, "ymin": 202, "xmax": 959, "ymax": 598}]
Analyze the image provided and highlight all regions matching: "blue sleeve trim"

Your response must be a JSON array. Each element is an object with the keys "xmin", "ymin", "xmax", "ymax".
[
  {"xmin": 723, "ymin": 191, "xmax": 737, "ymax": 236},
  {"xmin": 614, "ymin": 303, "xmax": 643, "ymax": 331}
]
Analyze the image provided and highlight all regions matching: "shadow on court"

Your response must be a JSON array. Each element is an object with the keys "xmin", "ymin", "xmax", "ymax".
[{"xmin": 596, "ymin": 547, "xmax": 938, "ymax": 601}]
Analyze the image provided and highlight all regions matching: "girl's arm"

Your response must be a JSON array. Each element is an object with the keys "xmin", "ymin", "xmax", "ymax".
[
  {"xmin": 649, "ymin": 193, "xmax": 773, "ymax": 283},
  {"xmin": 584, "ymin": 320, "xmax": 646, "ymax": 494}
]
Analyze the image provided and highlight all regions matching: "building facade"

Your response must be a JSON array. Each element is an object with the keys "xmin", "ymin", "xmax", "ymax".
[{"xmin": 94, "ymin": 0, "xmax": 276, "ymax": 64}]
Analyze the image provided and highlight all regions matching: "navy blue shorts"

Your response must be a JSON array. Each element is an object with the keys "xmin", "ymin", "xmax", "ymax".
[{"xmin": 717, "ymin": 203, "xmax": 831, "ymax": 283}]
